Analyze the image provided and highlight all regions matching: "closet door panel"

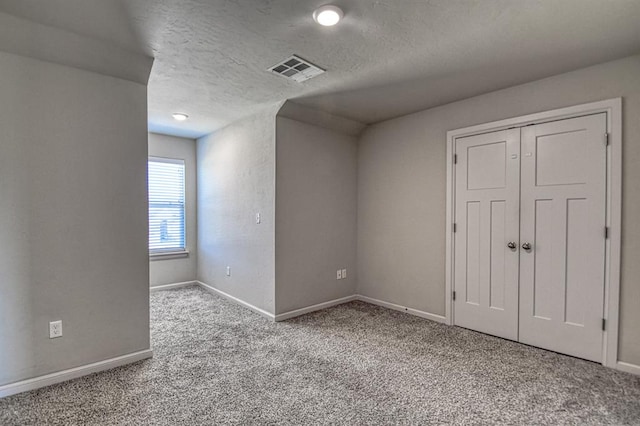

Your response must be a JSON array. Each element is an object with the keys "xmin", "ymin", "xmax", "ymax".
[
  {"xmin": 453, "ymin": 128, "xmax": 520, "ymax": 340},
  {"xmin": 518, "ymin": 114, "xmax": 607, "ymax": 362}
]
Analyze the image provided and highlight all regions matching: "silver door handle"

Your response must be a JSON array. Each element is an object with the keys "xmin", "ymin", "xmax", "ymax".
[
  {"xmin": 507, "ymin": 242, "xmax": 517, "ymax": 249},
  {"xmin": 522, "ymin": 242, "xmax": 532, "ymax": 251}
]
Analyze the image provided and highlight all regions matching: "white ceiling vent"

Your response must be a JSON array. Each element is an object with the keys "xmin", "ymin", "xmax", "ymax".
[{"xmin": 268, "ymin": 55, "xmax": 325, "ymax": 83}]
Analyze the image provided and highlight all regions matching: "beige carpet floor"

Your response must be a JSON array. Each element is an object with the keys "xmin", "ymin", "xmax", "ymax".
[{"xmin": 1, "ymin": 285, "xmax": 639, "ymax": 425}]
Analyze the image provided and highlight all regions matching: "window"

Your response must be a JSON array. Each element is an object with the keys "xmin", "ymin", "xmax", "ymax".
[{"xmin": 148, "ymin": 157, "xmax": 186, "ymax": 255}]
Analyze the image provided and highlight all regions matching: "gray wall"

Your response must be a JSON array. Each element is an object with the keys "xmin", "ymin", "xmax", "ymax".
[
  {"xmin": 0, "ymin": 52, "xmax": 149, "ymax": 385},
  {"xmin": 197, "ymin": 108, "xmax": 277, "ymax": 314},
  {"xmin": 357, "ymin": 54, "xmax": 640, "ymax": 365},
  {"xmin": 275, "ymin": 117, "xmax": 358, "ymax": 314},
  {"xmin": 148, "ymin": 133, "xmax": 197, "ymax": 287}
]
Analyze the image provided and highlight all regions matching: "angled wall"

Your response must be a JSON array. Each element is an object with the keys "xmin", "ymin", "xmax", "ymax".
[
  {"xmin": 0, "ymin": 11, "xmax": 152, "ymax": 85},
  {"xmin": 196, "ymin": 102, "xmax": 362, "ymax": 317},
  {"xmin": 0, "ymin": 51, "xmax": 150, "ymax": 386},
  {"xmin": 275, "ymin": 115, "xmax": 359, "ymax": 314},
  {"xmin": 197, "ymin": 107, "xmax": 278, "ymax": 315}
]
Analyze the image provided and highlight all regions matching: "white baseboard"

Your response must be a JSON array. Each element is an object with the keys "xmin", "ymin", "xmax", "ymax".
[
  {"xmin": 615, "ymin": 361, "xmax": 640, "ymax": 376},
  {"xmin": 194, "ymin": 281, "xmax": 447, "ymax": 325},
  {"xmin": 275, "ymin": 295, "xmax": 357, "ymax": 321},
  {"xmin": 355, "ymin": 294, "xmax": 447, "ymax": 324},
  {"xmin": 0, "ymin": 349, "xmax": 153, "ymax": 399},
  {"xmin": 196, "ymin": 280, "xmax": 275, "ymax": 321},
  {"xmin": 150, "ymin": 280, "xmax": 197, "ymax": 292}
]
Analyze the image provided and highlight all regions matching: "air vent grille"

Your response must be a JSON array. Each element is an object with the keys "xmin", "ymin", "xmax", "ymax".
[{"xmin": 268, "ymin": 55, "xmax": 325, "ymax": 82}]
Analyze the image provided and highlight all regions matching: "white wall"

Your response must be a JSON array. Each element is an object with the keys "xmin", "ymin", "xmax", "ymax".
[
  {"xmin": 275, "ymin": 117, "xmax": 358, "ymax": 314},
  {"xmin": 148, "ymin": 133, "xmax": 197, "ymax": 287},
  {"xmin": 0, "ymin": 52, "xmax": 149, "ymax": 385},
  {"xmin": 357, "ymin": 54, "xmax": 640, "ymax": 365},
  {"xmin": 197, "ymin": 108, "xmax": 277, "ymax": 314}
]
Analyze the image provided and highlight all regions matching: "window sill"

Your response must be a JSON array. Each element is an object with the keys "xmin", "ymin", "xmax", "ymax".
[{"xmin": 149, "ymin": 250, "xmax": 190, "ymax": 261}]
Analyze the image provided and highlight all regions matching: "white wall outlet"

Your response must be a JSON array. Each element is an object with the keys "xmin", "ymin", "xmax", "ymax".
[
  {"xmin": 226, "ymin": 266, "xmax": 231, "ymax": 277},
  {"xmin": 342, "ymin": 269, "xmax": 347, "ymax": 279},
  {"xmin": 337, "ymin": 269, "xmax": 342, "ymax": 280},
  {"xmin": 49, "ymin": 320, "xmax": 62, "ymax": 339},
  {"xmin": 256, "ymin": 213, "xmax": 261, "ymax": 224}
]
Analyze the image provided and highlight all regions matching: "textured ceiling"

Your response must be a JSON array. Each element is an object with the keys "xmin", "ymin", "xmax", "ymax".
[{"xmin": 1, "ymin": 0, "xmax": 640, "ymax": 138}]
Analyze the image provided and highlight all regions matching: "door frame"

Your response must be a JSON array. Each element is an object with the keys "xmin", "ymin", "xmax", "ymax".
[{"xmin": 445, "ymin": 98, "xmax": 622, "ymax": 369}]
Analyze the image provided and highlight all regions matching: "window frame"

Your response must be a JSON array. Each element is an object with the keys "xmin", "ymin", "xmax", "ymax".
[{"xmin": 148, "ymin": 156, "xmax": 188, "ymax": 260}]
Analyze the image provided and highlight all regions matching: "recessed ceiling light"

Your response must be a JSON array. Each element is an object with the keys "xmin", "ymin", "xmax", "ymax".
[
  {"xmin": 313, "ymin": 5, "xmax": 344, "ymax": 26},
  {"xmin": 172, "ymin": 113, "xmax": 189, "ymax": 121}
]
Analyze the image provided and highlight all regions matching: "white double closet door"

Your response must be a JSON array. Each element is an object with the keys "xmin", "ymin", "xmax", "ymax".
[{"xmin": 454, "ymin": 113, "xmax": 607, "ymax": 362}]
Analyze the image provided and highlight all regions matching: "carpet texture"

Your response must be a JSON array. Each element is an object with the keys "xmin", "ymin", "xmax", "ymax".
[{"xmin": 1, "ymin": 285, "xmax": 639, "ymax": 425}]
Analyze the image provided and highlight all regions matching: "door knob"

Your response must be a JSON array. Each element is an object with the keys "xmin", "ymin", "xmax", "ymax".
[
  {"xmin": 507, "ymin": 242, "xmax": 517, "ymax": 249},
  {"xmin": 522, "ymin": 242, "xmax": 532, "ymax": 251}
]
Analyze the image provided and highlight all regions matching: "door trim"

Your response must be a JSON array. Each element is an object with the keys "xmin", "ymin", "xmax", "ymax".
[{"xmin": 445, "ymin": 98, "xmax": 622, "ymax": 369}]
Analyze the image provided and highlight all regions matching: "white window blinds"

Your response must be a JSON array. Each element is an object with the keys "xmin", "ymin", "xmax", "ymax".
[{"xmin": 148, "ymin": 157, "xmax": 186, "ymax": 253}]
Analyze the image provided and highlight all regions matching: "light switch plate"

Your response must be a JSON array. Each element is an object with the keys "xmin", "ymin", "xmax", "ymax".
[
  {"xmin": 337, "ymin": 269, "xmax": 342, "ymax": 280},
  {"xmin": 342, "ymin": 269, "xmax": 347, "ymax": 279}
]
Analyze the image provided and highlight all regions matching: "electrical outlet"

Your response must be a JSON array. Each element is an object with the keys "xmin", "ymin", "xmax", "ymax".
[
  {"xmin": 337, "ymin": 269, "xmax": 342, "ymax": 280},
  {"xmin": 342, "ymin": 269, "xmax": 347, "ymax": 279},
  {"xmin": 49, "ymin": 320, "xmax": 62, "ymax": 339},
  {"xmin": 226, "ymin": 266, "xmax": 231, "ymax": 277}
]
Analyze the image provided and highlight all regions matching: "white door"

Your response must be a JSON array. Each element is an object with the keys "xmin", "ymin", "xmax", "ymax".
[
  {"xmin": 453, "ymin": 128, "xmax": 521, "ymax": 340},
  {"xmin": 518, "ymin": 114, "xmax": 607, "ymax": 362}
]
